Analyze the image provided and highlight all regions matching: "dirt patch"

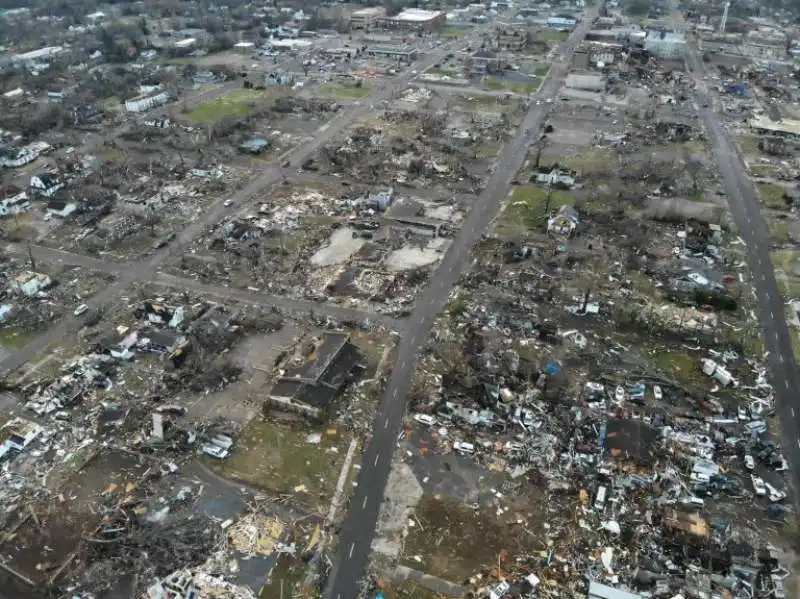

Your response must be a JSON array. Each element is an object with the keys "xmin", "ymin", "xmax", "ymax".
[
  {"xmin": 402, "ymin": 495, "xmax": 542, "ymax": 583},
  {"xmin": 382, "ymin": 580, "xmax": 455, "ymax": 599},
  {"xmin": 373, "ymin": 461, "xmax": 424, "ymax": 563}
]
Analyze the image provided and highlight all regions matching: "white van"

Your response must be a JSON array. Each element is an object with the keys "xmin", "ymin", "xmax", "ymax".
[
  {"xmin": 593, "ymin": 486, "xmax": 607, "ymax": 511},
  {"xmin": 453, "ymin": 441, "xmax": 475, "ymax": 455},
  {"xmin": 744, "ymin": 420, "xmax": 767, "ymax": 435}
]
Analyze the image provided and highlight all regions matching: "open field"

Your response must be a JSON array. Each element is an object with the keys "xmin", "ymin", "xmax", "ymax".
[
  {"xmin": 758, "ymin": 182, "xmax": 788, "ymax": 210},
  {"xmin": 402, "ymin": 496, "xmax": 538, "ymax": 582},
  {"xmin": 209, "ymin": 417, "xmax": 350, "ymax": 503},
  {"xmin": 184, "ymin": 89, "xmax": 285, "ymax": 124},
  {"xmin": 495, "ymin": 185, "xmax": 574, "ymax": 234},
  {"xmin": 486, "ymin": 78, "xmax": 538, "ymax": 94},
  {"xmin": 317, "ymin": 83, "xmax": 376, "ymax": 100},
  {"xmin": 535, "ymin": 30, "xmax": 570, "ymax": 42}
]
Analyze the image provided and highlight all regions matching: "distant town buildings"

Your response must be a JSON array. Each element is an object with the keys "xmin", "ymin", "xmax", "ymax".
[
  {"xmin": 379, "ymin": 9, "xmax": 446, "ymax": 32},
  {"xmin": 644, "ymin": 30, "xmax": 687, "ymax": 59},
  {"xmin": 124, "ymin": 91, "xmax": 169, "ymax": 113},
  {"xmin": 547, "ymin": 15, "xmax": 578, "ymax": 30},
  {"xmin": 350, "ymin": 7, "xmax": 386, "ymax": 30},
  {"xmin": 11, "ymin": 45, "xmax": 62, "ymax": 65}
]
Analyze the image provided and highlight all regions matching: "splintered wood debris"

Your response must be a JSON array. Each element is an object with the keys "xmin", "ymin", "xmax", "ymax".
[{"xmin": 227, "ymin": 513, "xmax": 284, "ymax": 557}]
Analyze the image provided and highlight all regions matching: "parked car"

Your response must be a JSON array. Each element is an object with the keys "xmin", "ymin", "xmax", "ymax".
[
  {"xmin": 160, "ymin": 461, "xmax": 179, "ymax": 476},
  {"xmin": 653, "ymin": 385, "xmax": 663, "ymax": 401},
  {"xmin": 765, "ymin": 481, "xmax": 787, "ymax": 502},
  {"xmin": 211, "ymin": 434, "xmax": 234, "ymax": 451},
  {"xmin": 751, "ymin": 475, "xmax": 767, "ymax": 496},
  {"xmin": 154, "ymin": 232, "xmax": 176, "ymax": 249},
  {"xmin": 73, "ymin": 303, "xmax": 88, "ymax": 316},
  {"xmin": 744, "ymin": 454, "xmax": 755, "ymax": 470},
  {"xmin": 202, "ymin": 443, "xmax": 229, "ymax": 459},
  {"xmin": 453, "ymin": 441, "xmax": 475, "ymax": 455},
  {"xmin": 413, "ymin": 413, "xmax": 437, "ymax": 427}
]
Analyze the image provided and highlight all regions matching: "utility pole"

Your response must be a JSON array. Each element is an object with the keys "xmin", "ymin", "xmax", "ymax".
[
  {"xmin": 27, "ymin": 243, "xmax": 35, "ymax": 271},
  {"xmin": 582, "ymin": 287, "xmax": 592, "ymax": 314},
  {"xmin": 544, "ymin": 183, "xmax": 553, "ymax": 216}
]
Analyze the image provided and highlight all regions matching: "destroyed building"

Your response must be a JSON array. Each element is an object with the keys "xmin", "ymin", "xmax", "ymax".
[{"xmin": 267, "ymin": 332, "xmax": 365, "ymax": 419}]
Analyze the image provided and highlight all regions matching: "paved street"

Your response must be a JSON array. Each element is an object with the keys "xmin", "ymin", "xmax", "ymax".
[
  {"xmin": 2, "ymin": 242, "xmax": 399, "ymax": 329},
  {"xmin": 683, "ymin": 47, "xmax": 800, "ymax": 500},
  {"xmin": 323, "ymin": 13, "xmax": 597, "ymax": 599},
  {"xmin": 0, "ymin": 37, "xmax": 479, "ymax": 377}
]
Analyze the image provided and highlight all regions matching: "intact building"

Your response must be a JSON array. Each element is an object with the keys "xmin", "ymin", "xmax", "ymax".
[
  {"xmin": 124, "ymin": 91, "xmax": 169, "ymax": 113},
  {"xmin": 351, "ymin": 7, "xmax": 386, "ymax": 30},
  {"xmin": 380, "ymin": 9, "xmax": 446, "ymax": 32}
]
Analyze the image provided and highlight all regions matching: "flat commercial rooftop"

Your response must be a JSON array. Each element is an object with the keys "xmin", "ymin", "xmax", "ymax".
[
  {"xmin": 392, "ymin": 8, "xmax": 445, "ymax": 21},
  {"xmin": 750, "ymin": 115, "xmax": 800, "ymax": 136}
]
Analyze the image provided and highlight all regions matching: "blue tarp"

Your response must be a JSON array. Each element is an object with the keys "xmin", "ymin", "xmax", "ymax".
[{"xmin": 724, "ymin": 84, "xmax": 747, "ymax": 96}]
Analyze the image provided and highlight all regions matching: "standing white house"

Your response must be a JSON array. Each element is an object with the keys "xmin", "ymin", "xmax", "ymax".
[
  {"xmin": 0, "ymin": 191, "xmax": 30, "ymax": 216},
  {"xmin": 2, "ymin": 148, "xmax": 37, "ymax": 168},
  {"xmin": 30, "ymin": 172, "xmax": 64, "ymax": 197},
  {"xmin": 124, "ymin": 91, "xmax": 169, "ymax": 113},
  {"xmin": 2, "ymin": 141, "xmax": 51, "ymax": 168}
]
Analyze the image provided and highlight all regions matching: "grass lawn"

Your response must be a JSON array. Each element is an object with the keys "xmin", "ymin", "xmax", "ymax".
[
  {"xmin": 485, "ymin": 78, "xmax": 538, "ymax": 94},
  {"xmin": 651, "ymin": 349, "xmax": 701, "ymax": 388},
  {"xmin": 184, "ymin": 89, "xmax": 276, "ymax": 124},
  {"xmin": 260, "ymin": 553, "xmax": 307, "ymax": 599},
  {"xmin": 475, "ymin": 141, "xmax": 501, "ymax": 158},
  {"xmin": 772, "ymin": 250, "xmax": 800, "ymax": 299},
  {"xmin": 455, "ymin": 94, "xmax": 521, "ymax": 113},
  {"xmin": 541, "ymin": 150, "xmax": 615, "ymax": 177},
  {"xmin": 736, "ymin": 134, "xmax": 762, "ymax": 155},
  {"xmin": 536, "ymin": 30, "xmax": 569, "ymax": 42},
  {"xmin": 0, "ymin": 328, "xmax": 32, "ymax": 350},
  {"xmin": 758, "ymin": 182, "xmax": 789, "ymax": 210},
  {"xmin": 441, "ymin": 26, "xmax": 467, "ymax": 38},
  {"xmin": 316, "ymin": 83, "xmax": 375, "ymax": 100},
  {"xmin": 209, "ymin": 416, "xmax": 349, "ymax": 502},
  {"xmin": 496, "ymin": 185, "xmax": 573, "ymax": 234},
  {"xmin": 258, "ymin": 525, "xmax": 318, "ymax": 599},
  {"xmin": 402, "ymin": 496, "xmax": 533, "ymax": 582},
  {"xmin": 102, "ymin": 96, "xmax": 121, "ymax": 112},
  {"xmin": 534, "ymin": 64, "xmax": 551, "ymax": 77},
  {"xmin": 790, "ymin": 328, "xmax": 800, "ymax": 362},
  {"xmin": 750, "ymin": 164, "xmax": 780, "ymax": 178},
  {"xmin": 2, "ymin": 223, "xmax": 39, "ymax": 241},
  {"xmin": 681, "ymin": 139, "xmax": 707, "ymax": 154},
  {"xmin": 382, "ymin": 581, "xmax": 453, "ymax": 599},
  {"xmin": 770, "ymin": 217, "xmax": 791, "ymax": 243},
  {"xmin": 427, "ymin": 67, "xmax": 458, "ymax": 77}
]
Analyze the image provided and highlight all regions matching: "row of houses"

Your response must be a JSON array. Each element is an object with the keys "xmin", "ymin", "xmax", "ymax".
[
  {"xmin": 124, "ymin": 90, "xmax": 169, "ymax": 113},
  {"xmin": 0, "ymin": 172, "xmax": 76, "ymax": 219}
]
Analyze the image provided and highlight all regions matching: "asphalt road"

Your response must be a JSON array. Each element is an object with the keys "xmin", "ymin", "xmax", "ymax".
[
  {"xmin": 683, "ymin": 48, "xmax": 800, "ymax": 498},
  {"xmin": 323, "ymin": 14, "xmax": 597, "ymax": 599},
  {"xmin": 0, "ymin": 37, "xmax": 478, "ymax": 377},
  {"xmin": 2, "ymin": 242, "xmax": 399, "ymax": 329}
]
